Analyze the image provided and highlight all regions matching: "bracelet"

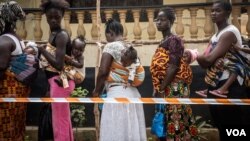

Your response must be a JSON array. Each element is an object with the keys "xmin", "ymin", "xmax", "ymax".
[{"xmin": 158, "ymin": 90, "xmax": 165, "ymax": 93}]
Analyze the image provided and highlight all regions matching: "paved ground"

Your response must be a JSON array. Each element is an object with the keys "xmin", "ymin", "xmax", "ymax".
[{"xmin": 25, "ymin": 126, "xmax": 219, "ymax": 141}]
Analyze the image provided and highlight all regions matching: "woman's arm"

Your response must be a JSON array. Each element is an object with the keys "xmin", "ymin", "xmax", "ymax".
[
  {"xmin": 159, "ymin": 64, "xmax": 179, "ymax": 92},
  {"xmin": 197, "ymin": 32, "xmax": 237, "ymax": 68},
  {"xmin": 66, "ymin": 55, "xmax": 84, "ymax": 68},
  {"xmin": 159, "ymin": 37, "xmax": 183, "ymax": 94},
  {"xmin": 240, "ymin": 48, "xmax": 250, "ymax": 54},
  {"xmin": 0, "ymin": 37, "xmax": 13, "ymax": 71},
  {"xmin": 92, "ymin": 53, "xmax": 113, "ymax": 97},
  {"xmin": 38, "ymin": 31, "xmax": 69, "ymax": 71}
]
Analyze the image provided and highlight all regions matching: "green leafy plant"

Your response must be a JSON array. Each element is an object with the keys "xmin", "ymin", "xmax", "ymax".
[
  {"xmin": 70, "ymin": 87, "xmax": 88, "ymax": 127},
  {"xmin": 195, "ymin": 116, "xmax": 213, "ymax": 141}
]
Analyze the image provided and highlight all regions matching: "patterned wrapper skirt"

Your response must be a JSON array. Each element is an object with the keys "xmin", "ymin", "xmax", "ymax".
[{"xmin": 0, "ymin": 71, "xmax": 30, "ymax": 141}]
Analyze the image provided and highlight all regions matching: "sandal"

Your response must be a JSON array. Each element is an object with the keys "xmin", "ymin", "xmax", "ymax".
[
  {"xmin": 209, "ymin": 90, "xmax": 228, "ymax": 98},
  {"xmin": 195, "ymin": 89, "xmax": 208, "ymax": 98}
]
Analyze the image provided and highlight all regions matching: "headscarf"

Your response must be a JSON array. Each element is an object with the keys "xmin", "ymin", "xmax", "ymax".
[{"xmin": 0, "ymin": 1, "xmax": 25, "ymax": 34}]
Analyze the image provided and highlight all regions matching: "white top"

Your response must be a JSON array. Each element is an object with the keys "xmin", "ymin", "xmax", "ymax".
[
  {"xmin": 210, "ymin": 25, "xmax": 244, "ymax": 85},
  {"xmin": 2, "ymin": 34, "xmax": 24, "ymax": 55},
  {"xmin": 103, "ymin": 41, "xmax": 125, "ymax": 62},
  {"xmin": 103, "ymin": 41, "xmax": 141, "ymax": 83}
]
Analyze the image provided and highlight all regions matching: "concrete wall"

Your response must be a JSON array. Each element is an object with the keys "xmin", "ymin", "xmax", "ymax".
[{"xmin": 2, "ymin": 0, "xmax": 249, "ymax": 67}]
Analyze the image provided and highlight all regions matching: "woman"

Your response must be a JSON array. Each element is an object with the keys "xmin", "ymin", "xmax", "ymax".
[
  {"xmin": 196, "ymin": 1, "xmax": 250, "ymax": 140},
  {"xmin": 38, "ymin": 0, "xmax": 74, "ymax": 140},
  {"xmin": 92, "ymin": 19, "xmax": 147, "ymax": 141},
  {"xmin": 0, "ymin": 1, "xmax": 28, "ymax": 140},
  {"xmin": 150, "ymin": 7, "xmax": 199, "ymax": 141}
]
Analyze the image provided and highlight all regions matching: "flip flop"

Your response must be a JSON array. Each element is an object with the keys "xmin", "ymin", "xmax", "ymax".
[
  {"xmin": 195, "ymin": 89, "xmax": 208, "ymax": 98},
  {"xmin": 209, "ymin": 90, "xmax": 228, "ymax": 98}
]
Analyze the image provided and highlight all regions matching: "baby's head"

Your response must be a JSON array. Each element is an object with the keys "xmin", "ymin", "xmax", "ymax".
[
  {"xmin": 183, "ymin": 49, "xmax": 198, "ymax": 64},
  {"xmin": 24, "ymin": 41, "xmax": 38, "ymax": 57},
  {"xmin": 72, "ymin": 35, "xmax": 86, "ymax": 57},
  {"xmin": 121, "ymin": 44, "xmax": 137, "ymax": 67}
]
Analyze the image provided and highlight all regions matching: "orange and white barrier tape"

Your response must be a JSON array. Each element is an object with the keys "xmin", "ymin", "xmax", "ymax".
[{"xmin": 0, "ymin": 98, "xmax": 250, "ymax": 105}]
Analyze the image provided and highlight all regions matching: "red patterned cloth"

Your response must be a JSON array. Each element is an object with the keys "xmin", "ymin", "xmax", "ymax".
[
  {"xmin": 0, "ymin": 71, "xmax": 30, "ymax": 141},
  {"xmin": 150, "ymin": 35, "xmax": 199, "ymax": 140}
]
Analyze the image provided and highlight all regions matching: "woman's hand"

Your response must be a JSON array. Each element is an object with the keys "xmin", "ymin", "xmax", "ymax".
[
  {"xmin": 232, "ymin": 43, "xmax": 242, "ymax": 51},
  {"xmin": 183, "ymin": 50, "xmax": 192, "ymax": 64},
  {"xmin": 64, "ymin": 56, "xmax": 73, "ymax": 65},
  {"xmin": 214, "ymin": 58, "xmax": 224, "ymax": 70},
  {"xmin": 92, "ymin": 91, "xmax": 99, "ymax": 97},
  {"xmin": 64, "ymin": 55, "xmax": 72, "ymax": 61},
  {"xmin": 96, "ymin": 42, "xmax": 105, "ymax": 48},
  {"xmin": 154, "ymin": 89, "xmax": 164, "ymax": 98},
  {"xmin": 37, "ymin": 44, "xmax": 46, "ymax": 52}
]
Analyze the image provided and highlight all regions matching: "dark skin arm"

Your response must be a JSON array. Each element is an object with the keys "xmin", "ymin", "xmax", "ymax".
[
  {"xmin": 158, "ymin": 64, "xmax": 179, "ymax": 97},
  {"xmin": 240, "ymin": 48, "xmax": 250, "ymax": 54},
  {"xmin": 233, "ymin": 44, "xmax": 250, "ymax": 54},
  {"xmin": 92, "ymin": 53, "xmax": 113, "ymax": 97},
  {"xmin": 0, "ymin": 37, "xmax": 13, "ymax": 71},
  {"xmin": 197, "ymin": 32, "xmax": 237, "ymax": 68},
  {"xmin": 157, "ymin": 37, "xmax": 182, "ymax": 97},
  {"xmin": 65, "ymin": 55, "xmax": 84, "ymax": 68},
  {"xmin": 38, "ymin": 31, "xmax": 69, "ymax": 71},
  {"xmin": 0, "ymin": 37, "xmax": 15, "ymax": 79}
]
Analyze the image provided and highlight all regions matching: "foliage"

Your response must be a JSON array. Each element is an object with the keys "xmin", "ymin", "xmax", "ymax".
[
  {"xmin": 195, "ymin": 115, "xmax": 213, "ymax": 141},
  {"xmin": 70, "ymin": 87, "xmax": 89, "ymax": 127}
]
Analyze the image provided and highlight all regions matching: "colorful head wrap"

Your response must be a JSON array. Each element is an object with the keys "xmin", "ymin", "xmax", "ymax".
[{"xmin": 0, "ymin": 1, "xmax": 25, "ymax": 34}]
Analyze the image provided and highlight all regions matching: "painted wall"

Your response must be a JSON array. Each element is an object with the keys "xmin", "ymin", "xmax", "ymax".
[{"xmin": 2, "ymin": 0, "xmax": 249, "ymax": 67}]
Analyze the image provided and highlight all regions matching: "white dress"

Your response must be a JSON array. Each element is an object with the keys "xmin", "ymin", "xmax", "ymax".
[{"xmin": 99, "ymin": 41, "xmax": 147, "ymax": 141}]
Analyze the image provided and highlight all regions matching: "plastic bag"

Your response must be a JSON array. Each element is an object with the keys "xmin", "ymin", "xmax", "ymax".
[
  {"xmin": 98, "ymin": 93, "xmax": 107, "ymax": 111},
  {"xmin": 38, "ymin": 103, "xmax": 54, "ymax": 141},
  {"xmin": 151, "ymin": 104, "xmax": 166, "ymax": 138}
]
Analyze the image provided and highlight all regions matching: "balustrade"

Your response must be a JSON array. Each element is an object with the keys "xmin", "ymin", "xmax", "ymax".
[
  {"xmin": 20, "ymin": 2, "xmax": 249, "ymax": 42},
  {"xmin": 76, "ymin": 11, "xmax": 86, "ymax": 37},
  {"xmin": 118, "ymin": 10, "xmax": 128, "ymax": 39},
  {"xmin": 33, "ymin": 12, "xmax": 43, "ymax": 41}
]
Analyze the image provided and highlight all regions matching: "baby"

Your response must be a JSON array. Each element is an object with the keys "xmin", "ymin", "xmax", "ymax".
[
  {"xmin": 9, "ymin": 41, "xmax": 39, "ymax": 84},
  {"xmin": 64, "ymin": 35, "xmax": 86, "ymax": 84},
  {"xmin": 25, "ymin": 41, "xmax": 39, "ymax": 57},
  {"xmin": 39, "ymin": 35, "xmax": 86, "ymax": 88},
  {"xmin": 54, "ymin": 35, "xmax": 86, "ymax": 88},
  {"xmin": 120, "ymin": 45, "xmax": 140, "ymax": 87}
]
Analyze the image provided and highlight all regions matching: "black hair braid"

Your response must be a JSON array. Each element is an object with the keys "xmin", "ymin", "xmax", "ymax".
[
  {"xmin": 160, "ymin": 7, "xmax": 176, "ymax": 25},
  {"xmin": 105, "ymin": 18, "xmax": 123, "ymax": 36},
  {"xmin": 40, "ymin": 0, "xmax": 69, "ymax": 15}
]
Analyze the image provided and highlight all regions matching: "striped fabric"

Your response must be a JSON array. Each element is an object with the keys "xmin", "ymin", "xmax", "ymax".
[{"xmin": 106, "ymin": 61, "xmax": 145, "ymax": 87}]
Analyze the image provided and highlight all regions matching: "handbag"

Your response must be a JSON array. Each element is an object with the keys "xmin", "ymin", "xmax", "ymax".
[
  {"xmin": 151, "ymin": 104, "xmax": 166, "ymax": 138},
  {"xmin": 38, "ymin": 103, "xmax": 54, "ymax": 141}
]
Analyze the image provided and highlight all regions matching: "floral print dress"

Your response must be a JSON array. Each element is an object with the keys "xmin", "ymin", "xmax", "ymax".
[{"xmin": 150, "ymin": 35, "xmax": 199, "ymax": 140}]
